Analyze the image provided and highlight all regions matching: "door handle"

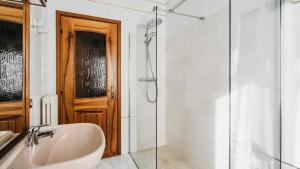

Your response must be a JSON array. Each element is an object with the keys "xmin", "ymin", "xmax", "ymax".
[{"xmin": 111, "ymin": 85, "xmax": 115, "ymax": 100}]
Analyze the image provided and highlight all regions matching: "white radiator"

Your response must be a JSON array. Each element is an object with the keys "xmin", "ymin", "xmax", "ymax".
[{"xmin": 42, "ymin": 95, "xmax": 58, "ymax": 125}]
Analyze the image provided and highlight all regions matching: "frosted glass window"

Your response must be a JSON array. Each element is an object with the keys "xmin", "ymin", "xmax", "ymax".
[
  {"xmin": 75, "ymin": 31, "xmax": 106, "ymax": 98},
  {"xmin": 0, "ymin": 20, "xmax": 23, "ymax": 102}
]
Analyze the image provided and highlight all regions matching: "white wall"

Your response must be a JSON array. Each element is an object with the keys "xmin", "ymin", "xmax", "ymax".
[
  {"xmin": 165, "ymin": 0, "xmax": 229, "ymax": 168},
  {"xmin": 29, "ymin": 6, "xmax": 42, "ymax": 126},
  {"xmin": 29, "ymin": 0, "xmax": 167, "ymax": 154},
  {"xmin": 282, "ymin": 0, "xmax": 300, "ymax": 168}
]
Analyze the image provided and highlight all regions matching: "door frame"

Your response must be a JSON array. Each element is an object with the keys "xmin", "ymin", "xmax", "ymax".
[{"xmin": 56, "ymin": 11, "xmax": 121, "ymax": 155}]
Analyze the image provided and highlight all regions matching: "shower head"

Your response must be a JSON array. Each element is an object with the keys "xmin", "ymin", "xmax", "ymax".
[
  {"xmin": 144, "ymin": 31, "xmax": 156, "ymax": 45},
  {"xmin": 144, "ymin": 18, "xmax": 162, "ymax": 45},
  {"xmin": 145, "ymin": 18, "xmax": 163, "ymax": 28}
]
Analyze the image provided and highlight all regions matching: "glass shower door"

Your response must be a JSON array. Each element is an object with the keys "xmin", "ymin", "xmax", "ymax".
[
  {"xmin": 129, "ymin": 6, "xmax": 158, "ymax": 169},
  {"xmin": 230, "ymin": 0, "xmax": 281, "ymax": 168}
]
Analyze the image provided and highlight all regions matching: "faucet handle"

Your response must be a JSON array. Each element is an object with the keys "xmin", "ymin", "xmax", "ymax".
[
  {"xmin": 27, "ymin": 124, "xmax": 50, "ymax": 147},
  {"xmin": 28, "ymin": 125, "xmax": 49, "ymax": 132}
]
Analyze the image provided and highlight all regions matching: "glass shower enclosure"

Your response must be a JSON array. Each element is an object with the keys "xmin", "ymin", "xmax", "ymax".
[
  {"xmin": 129, "ymin": 6, "xmax": 159, "ymax": 169},
  {"xmin": 129, "ymin": 0, "xmax": 283, "ymax": 168},
  {"xmin": 230, "ymin": 0, "xmax": 281, "ymax": 168}
]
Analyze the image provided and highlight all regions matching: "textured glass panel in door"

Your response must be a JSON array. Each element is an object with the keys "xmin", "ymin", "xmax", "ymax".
[
  {"xmin": 75, "ymin": 31, "xmax": 106, "ymax": 98},
  {"xmin": 0, "ymin": 20, "xmax": 23, "ymax": 102}
]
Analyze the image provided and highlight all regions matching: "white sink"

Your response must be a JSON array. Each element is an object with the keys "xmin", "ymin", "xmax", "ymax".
[{"xmin": 5, "ymin": 123, "xmax": 105, "ymax": 169}]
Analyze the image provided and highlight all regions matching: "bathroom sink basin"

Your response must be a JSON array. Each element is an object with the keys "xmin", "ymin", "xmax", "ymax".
[{"xmin": 31, "ymin": 123, "xmax": 105, "ymax": 169}]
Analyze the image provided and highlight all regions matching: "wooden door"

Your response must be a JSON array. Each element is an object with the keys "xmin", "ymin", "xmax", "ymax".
[{"xmin": 57, "ymin": 12, "xmax": 121, "ymax": 158}]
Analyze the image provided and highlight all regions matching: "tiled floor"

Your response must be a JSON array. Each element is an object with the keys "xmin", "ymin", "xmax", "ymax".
[
  {"xmin": 99, "ymin": 146, "xmax": 191, "ymax": 169},
  {"xmin": 156, "ymin": 146, "xmax": 191, "ymax": 169},
  {"xmin": 132, "ymin": 146, "xmax": 191, "ymax": 169},
  {"xmin": 97, "ymin": 154, "xmax": 138, "ymax": 169}
]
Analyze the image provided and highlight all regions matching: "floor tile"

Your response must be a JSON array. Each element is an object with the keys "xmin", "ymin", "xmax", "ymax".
[
  {"xmin": 98, "ymin": 154, "xmax": 138, "ymax": 169},
  {"xmin": 131, "ymin": 146, "xmax": 191, "ymax": 169},
  {"xmin": 98, "ymin": 146, "xmax": 190, "ymax": 169},
  {"xmin": 97, "ymin": 158, "xmax": 114, "ymax": 169}
]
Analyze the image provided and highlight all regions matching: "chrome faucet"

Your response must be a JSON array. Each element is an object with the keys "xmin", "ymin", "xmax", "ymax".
[{"xmin": 27, "ymin": 125, "xmax": 56, "ymax": 147}]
